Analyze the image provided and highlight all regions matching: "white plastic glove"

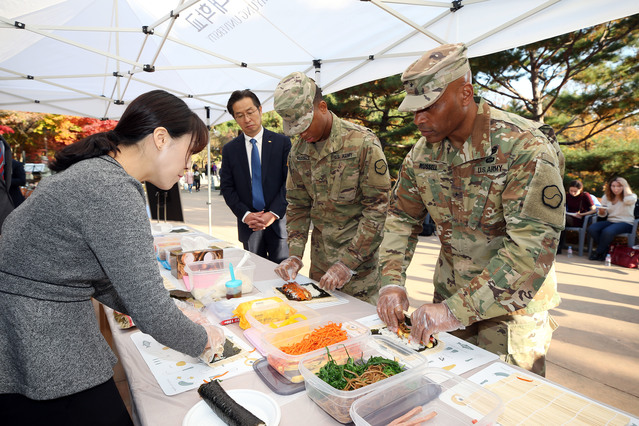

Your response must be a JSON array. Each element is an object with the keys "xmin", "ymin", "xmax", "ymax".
[
  {"xmin": 174, "ymin": 299, "xmax": 225, "ymax": 356},
  {"xmin": 274, "ymin": 256, "xmax": 303, "ymax": 281},
  {"xmin": 201, "ymin": 324, "xmax": 226, "ymax": 359},
  {"xmin": 376, "ymin": 285, "xmax": 409, "ymax": 332},
  {"xmin": 319, "ymin": 261, "xmax": 354, "ymax": 291},
  {"xmin": 410, "ymin": 302, "xmax": 463, "ymax": 345}
]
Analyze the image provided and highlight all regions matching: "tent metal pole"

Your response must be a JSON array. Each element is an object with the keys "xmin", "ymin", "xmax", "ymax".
[
  {"xmin": 320, "ymin": 5, "xmax": 450, "ymax": 92},
  {"xmin": 1, "ymin": 23, "xmax": 144, "ymax": 68},
  {"xmin": 368, "ymin": 0, "xmax": 447, "ymax": 43},
  {"xmin": 146, "ymin": 0, "xmax": 202, "ymax": 32},
  {"xmin": 313, "ymin": 60, "xmax": 322, "ymax": 88},
  {"xmin": 205, "ymin": 106, "xmax": 212, "ymax": 236},
  {"xmin": 151, "ymin": 30, "xmax": 284, "ymax": 79},
  {"xmin": 466, "ymin": 0, "xmax": 560, "ymax": 47},
  {"xmin": 0, "ymin": 89, "xmax": 100, "ymax": 117}
]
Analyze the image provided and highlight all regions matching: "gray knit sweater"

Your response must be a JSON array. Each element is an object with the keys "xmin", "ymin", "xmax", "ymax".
[{"xmin": 0, "ymin": 156, "xmax": 207, "ymax": 400}]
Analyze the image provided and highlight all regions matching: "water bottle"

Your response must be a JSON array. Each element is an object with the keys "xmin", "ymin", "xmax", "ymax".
[
  {"xmin": 567, "ymin": 246, "xmax": 573, "ymax": 258},
  {"xmin": 605, "ymin": 254, "xmax": 612, "ymax": 267}
]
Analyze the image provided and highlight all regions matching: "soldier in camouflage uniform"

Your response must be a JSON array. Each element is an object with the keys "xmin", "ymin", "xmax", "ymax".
[
  {"xmin": 273, "ymin": 72, "xmax": 391, "ymax": 304},
  {"xmin": 377, "ymin": 44, "xmax": 565, "ymax": 376}
]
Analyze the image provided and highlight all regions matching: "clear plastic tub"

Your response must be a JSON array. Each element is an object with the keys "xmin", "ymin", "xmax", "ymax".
[
  {"xmin": 206, "ymin": 294, "xmax": 264, "ymax": 323},
  {"xmin": 153, "ymin": 235, "xmax": 192, "ymax": 260},
  {"xmin": 245, "ymin": 300, "xmax": 321, "ymax": 332},
  {"xmin": 160, "ymin": 245, "xmax": 182, "ymax": 269},
  {"xmin": 183, "ymin": 254, "xmax": 255, "ymax": 302},
  {"xmin": 260, "ymin": 314, "xmax": 370, "ymax": 384},
  {"xmin": 350, "ymin": 367, "xmax": 503, "ymax": 426},
  {"xmin": 299, "ymin": 335, "xmax": 427, "ymax": 424}
]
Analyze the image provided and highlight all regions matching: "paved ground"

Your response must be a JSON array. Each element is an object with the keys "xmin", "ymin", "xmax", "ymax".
[{"xmin": 174, "ymin": 180, "xmax": 639, "ymax": 416}]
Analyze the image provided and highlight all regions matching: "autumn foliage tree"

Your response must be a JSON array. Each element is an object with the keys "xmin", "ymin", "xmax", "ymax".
[
  {"xmin": 469, "ymin": 15, "xmax": 639, "ymax": 146},
  {"xmin": 0, "ymin": 111, "xmax": 117, "ymax": 162}
]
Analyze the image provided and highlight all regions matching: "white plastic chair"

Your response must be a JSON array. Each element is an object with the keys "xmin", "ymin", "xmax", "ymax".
[
  {"xmin": 564, "ymin": 215, "xmax": 593, "ymax": 256},
  {"xmin": 564, "ymin": 214, "xmax": 593, "ymax": 257}
]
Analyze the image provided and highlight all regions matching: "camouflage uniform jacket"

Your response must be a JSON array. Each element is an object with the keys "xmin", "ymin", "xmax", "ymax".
[
  {"xmin": 380, "ymin": 98, "xmax": 565, "ymax": 326},
  {"xmin": 286, "ymin": 112, "xmax": 391, "ymax": 277}
]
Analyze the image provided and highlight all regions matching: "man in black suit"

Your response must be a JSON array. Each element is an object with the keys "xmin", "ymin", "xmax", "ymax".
[
  {"xmin": 220, "ymin": 90, "xmax": 292, "ymax": 263},
  {"xmin": 0, "ymin": 135, "xmax": 15, "ymax": 234}
]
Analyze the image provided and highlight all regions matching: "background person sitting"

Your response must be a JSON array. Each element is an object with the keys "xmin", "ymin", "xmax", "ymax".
[
  {"xmin": 588, "ymin": 176, "xmax": 637, "ymax": 261},
  {"xmin": 558, "ymin": 179, "xmax": 596, "ymax": 254}
]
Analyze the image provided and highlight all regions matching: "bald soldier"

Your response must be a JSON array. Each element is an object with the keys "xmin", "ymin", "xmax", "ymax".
[
  {"xmin": 377, "ymin": 43, "xmax": 565, "ymax": 376},
  {"xmin": 273, "ymin": 72, "xmax": 391, "ymax": 304}
]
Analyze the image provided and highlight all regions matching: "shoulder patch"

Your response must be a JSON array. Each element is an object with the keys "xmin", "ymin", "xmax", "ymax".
[
  {"xmin": 542, "ymin": 185, "xmax": 563, "ymax": 209},
  {"xmin": 374, "ymin": 159, "xmax": 388, "ymax": 175}
]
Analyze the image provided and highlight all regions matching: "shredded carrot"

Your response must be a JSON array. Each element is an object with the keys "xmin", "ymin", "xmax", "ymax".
[
  {"xmin": 278, "ymin": 322, "xmax": 348, "ymax": 355},
  {"xmin": 210, "ymin": 371, "xmax": 229, "ymax": 380}
]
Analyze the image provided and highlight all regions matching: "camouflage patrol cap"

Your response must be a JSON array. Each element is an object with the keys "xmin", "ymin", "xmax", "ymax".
[
  {"xmin": 274, "ymin": 71, "xmax": 316, "ymax": 136},
  {"xmin": 398, "ymin": 43, "xmax": 471, "ymax": 112}
]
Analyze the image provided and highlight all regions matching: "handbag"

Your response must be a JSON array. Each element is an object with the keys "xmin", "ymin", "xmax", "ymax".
[{"xmin": 609, "ymin": 244, "xmax": 639, "ymax": 268}]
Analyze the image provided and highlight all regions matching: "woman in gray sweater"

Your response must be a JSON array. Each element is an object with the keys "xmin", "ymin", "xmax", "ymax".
[{"xmin": 0, "ymin": 90, "xmax": 224, "ymax": 425}]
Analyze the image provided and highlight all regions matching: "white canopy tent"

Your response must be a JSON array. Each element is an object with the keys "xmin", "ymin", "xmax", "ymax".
[
  {"xmin": 1, "ymin": 0, "xmax": 638, "ymax": 123},
  {"xmin": 1, "ymin": 0, "xmax": 638, "ymax": 232}
]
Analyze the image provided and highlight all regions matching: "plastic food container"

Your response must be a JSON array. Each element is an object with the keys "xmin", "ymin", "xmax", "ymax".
[
  {"xmin": 153, "ymin": 235, "xmax": 192, "ymax": 260},
  {"xmin": 299, "ymin": 335, "xmax": 427, "ymax": 424},
  {"xmin": 350, "ymin": 367, "xmax": 503, "ymax": 426},
  {"xmin": 159, "ymin": 245, "xmax": 182, "ymax": 269},
  {"xmin": 153, "ymin": 233, "xmax": 222, "ymax": 260},
  {"xmin": 206, "ymin": 294, "xmax": 263, "ymax": 323},
  {"xmin": 260, "ymin": 314, "xmax": 370, "ymax": 384},
  {"xmin": 245, "ymin": 300, "xmax": 321, "ymax": 332},
  {"xmin": 183, "ymin": 254, "xmax": 256, "ymax": 303}
]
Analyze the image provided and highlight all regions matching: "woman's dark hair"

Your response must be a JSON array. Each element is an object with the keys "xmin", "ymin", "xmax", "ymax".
[
  {"xmin": 226, "ymin": 90, "xmax": 261, "ymax": 117},
  {"xmin": 569, "ymin": 180, "xmax": 583, "ymax": 190},
  {"xmin": 50, "ymin": 90, "xmax": 208, "ymax": 172}
]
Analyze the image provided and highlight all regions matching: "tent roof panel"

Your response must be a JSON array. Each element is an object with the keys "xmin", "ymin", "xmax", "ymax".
[{"xmin": 0, "ymin": 0, "xmax": 637, "ymax": 123}]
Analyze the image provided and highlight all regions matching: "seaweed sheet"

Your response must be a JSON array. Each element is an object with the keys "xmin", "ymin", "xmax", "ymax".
[
  {"xmin": 274, "ymin": 282, "xmax": 333, "ymax": 302},
  {"xmin": 203, "ymin": 338, "xmax": 245, "ymax": 367}
]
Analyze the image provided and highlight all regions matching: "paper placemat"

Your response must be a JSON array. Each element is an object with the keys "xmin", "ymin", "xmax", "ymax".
[
  {"xmin": 467, "ymin": 363, "xmax": 638, "ymax": 426},
  {"xmin": 131, "ymin": 327, "xmax": 261, "ymax": 396},
  {"xmin": 356, "ymin": 314, "xmax": 499, "ymax": 376}
]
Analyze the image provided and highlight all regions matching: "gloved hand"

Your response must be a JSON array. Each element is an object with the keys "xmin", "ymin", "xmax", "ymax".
[
  {"xmin": 274, "ymin": 256, "xmax": 303, "ymax": 281},
  {"xmin": 319, "ymin": 261, "xmax": 354, "ymax": 291},
  {"xmin": 410, "ymin": 302, "xmax": 463, "ymax": 345},
  {"xmin": 174, "ymin": 299, "xmax": 225, "ymax": 355},
  {"xmin": 376, "ymin": 285, "xmax": 409, "ymax": 332},
  {"xmin": 201, "ymin": 323, "xmax": 226, "ymax": 353}
]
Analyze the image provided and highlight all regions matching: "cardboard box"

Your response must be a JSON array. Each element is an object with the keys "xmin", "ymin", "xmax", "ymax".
[{"xmin": 169, "ymin": 246, "xmax": 223, "ymax": 280}]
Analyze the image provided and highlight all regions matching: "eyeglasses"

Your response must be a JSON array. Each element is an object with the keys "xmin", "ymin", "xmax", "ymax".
[{"xmin": 234, "ymin": 108, "xmax": 259, "ymax": 121}]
